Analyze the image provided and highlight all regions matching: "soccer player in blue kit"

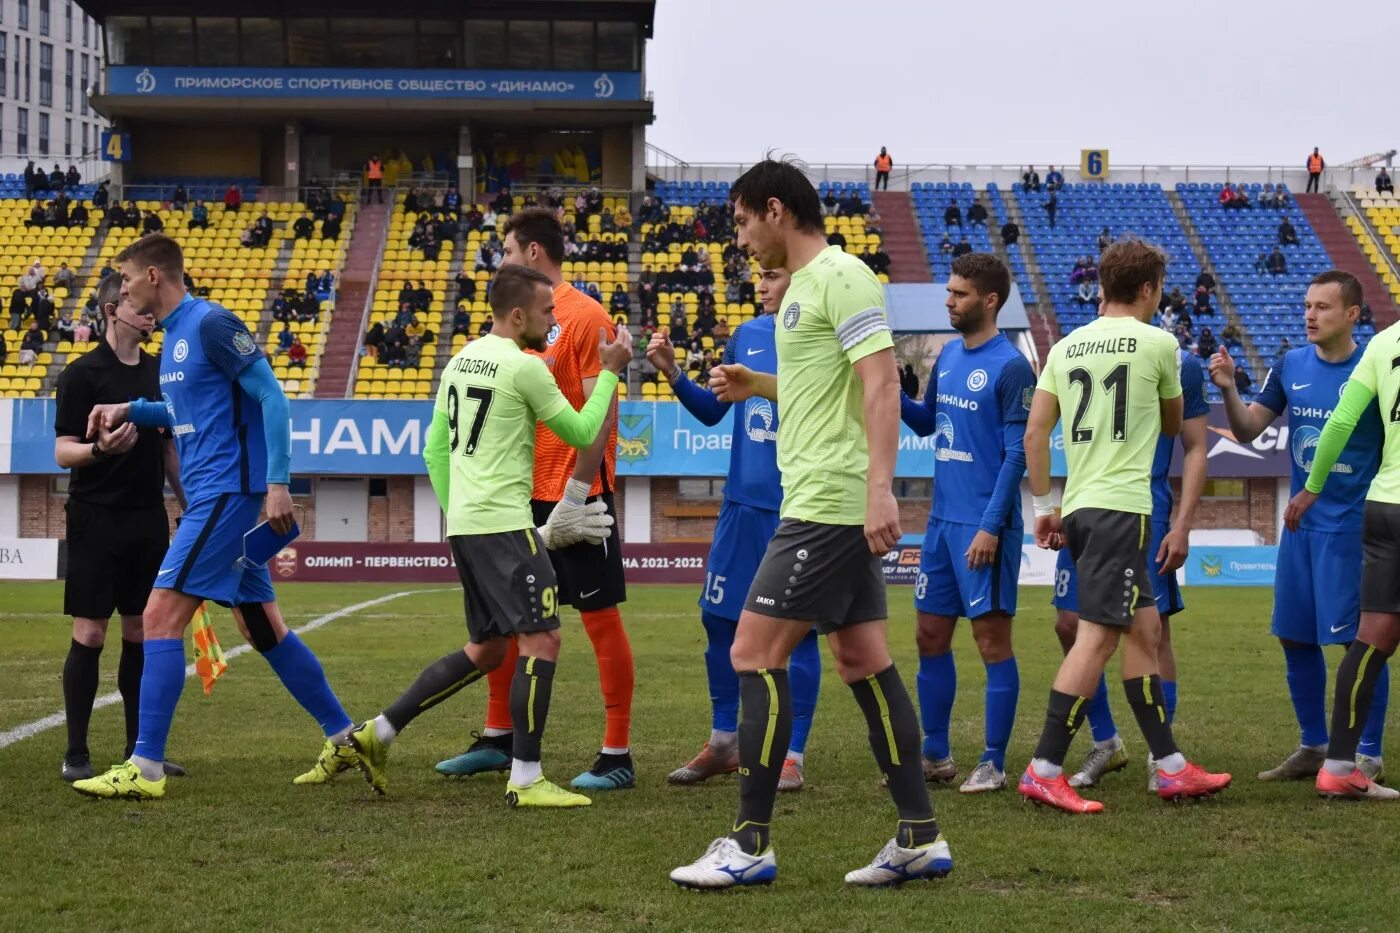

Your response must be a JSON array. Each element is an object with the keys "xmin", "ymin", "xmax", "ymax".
[
  {"xmin": 898, "ymin": 253, "xmax": 1036, "ymax": 794},
  {"xmin": 647, "ymin": 266, "xmax": 822, "ymax": 793},
  {"xmin": 72, "ymin": 235, "xmax": 358, "ymax": 799},
  {"xmin": 1052, "ymin": 345, "xmax": 1209, "ymax": 790},
  {"xmin": 1210, "ymin": 270, "xmax": 1390, "ymax": 784}
]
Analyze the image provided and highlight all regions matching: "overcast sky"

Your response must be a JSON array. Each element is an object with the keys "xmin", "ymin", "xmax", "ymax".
[{"xmin": 645, "ymin": 0, "xmax": 1392, "ymax": 169}]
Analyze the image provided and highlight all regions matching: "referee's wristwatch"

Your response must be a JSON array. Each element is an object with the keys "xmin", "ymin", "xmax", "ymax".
[{"xmin": 91, "ymin": 440, "xmax": 110, "ymax": 461}]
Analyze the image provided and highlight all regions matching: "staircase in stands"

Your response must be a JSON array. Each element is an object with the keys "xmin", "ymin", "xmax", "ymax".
[
  {"xmin": 1296, "ymin": 193, "xmax": 1400, "ymax": 328},
  {"xmin": 871, "ymin": 191, "xmax": 933, "ymax": 283},
  {"xmin": 315, "ymin": 201, "xmax": 389, "ymax": 398}
]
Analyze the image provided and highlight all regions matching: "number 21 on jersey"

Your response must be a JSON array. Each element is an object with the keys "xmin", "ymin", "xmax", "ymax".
[{"xmin": 1068, "ymin": 363, "xmax": 1129, "ymax": 443}]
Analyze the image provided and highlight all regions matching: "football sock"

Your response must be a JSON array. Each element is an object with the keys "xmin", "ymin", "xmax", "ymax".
[
  {"xmin": 118, "ymin": 638, "xmax": 143, "ymax": 758},
  {"xmin": 700, "ymin": 611, "xmax": 739, "ymax": 733},
  {"xmin": 788, "ymin": 628, "xmax": 822, "ymax": 755},
  {"xmin": 787, "ymin": 751, "xmax": 804, "ymax": 764},
  {"xmin": 62, "ymin": 639, "xmax": 102, "ymax": 761},
  {"xmin": 851, "ymin": 665, "xmax": 939, "ymax": 847},
  {"xmin": 580, "ymin": 607, "xmax": 633, "ymax": 751},
  {"xmin": 1282, "ymin": 643, "xmax": 1329, "ymax": 747},
  {"xmin": 916, "ymin": 651, "xmax": 956, "ymax": 760},
  {"xmin": 132, "ymin": 638, "xmax": 185, "ymax": 764},
  {"xmin": 730, "ymin": 669, "xmax": 790, "ymax": 856},
  {"xmin": 1124, "ymin": 675, "xmax": 1180, "ymax": 762},
  {"xmin": 1358, "ymin": 661, "xmax": 1390, "ymax": 758},
  {"xmin": 509, "ymin": 656, "xmax": 556, "ymax": 764},
  {"xmin": 483, "ymin": 638, "xmax": 519, "ymax": 733},
  {"xmin": 1162, "ymin": 678, "xmax": 1179, "ymax": 725},
  {"xmin": 1031, "ymin": 688, "xmax": 1091, "ymax": 772},
  {"xmin": 262, "ymin": 631, "xmax": 353, "ymax": 738},
  {"xmin": 708, "ymin": 729, "xmax": 737, "ymax": 751},
  {"xmin": 982, "ymin": 656, "xmax": 1019, "ymax": 770},
  {"xmin": 1325, "ymin": 641, "xmax": 1393, "ymax": 768},
  {"xmin": 1085, "ymin": 673, "xmax": 1118, "ymax": 744},
  {"xmin": 382, "ymin": 649, "xmax": 482, "ymax": 735},
  {"xmin": 510, "ymin": 759, "xmax": 542, "ymax": 787}
]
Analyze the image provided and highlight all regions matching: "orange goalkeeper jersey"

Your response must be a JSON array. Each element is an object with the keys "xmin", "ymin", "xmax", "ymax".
[{"xmin": 530, "ymin": 281, "xmax": 618, "ymax": 501}]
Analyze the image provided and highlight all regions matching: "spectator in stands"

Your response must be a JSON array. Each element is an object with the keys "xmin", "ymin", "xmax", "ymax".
[
  {"xmin": 276, "ymin": 324, "xmax": 294, "ymax": 356},
  {"xmin": 26, "ymin": 201, "xmax": 47, "ymax": 228},
  {"xmin": 20, "ymin": 322, "xmax": 44, "ymax": 364},
  {"xmin": 54, "ymin": 309, "xmax": 75, "ymax": 344},
  {"xmin": 865, "ymin": 247, "xmax": 891, "ymax": 276},
  {"xmin": 1377, "ymin": 168, "xmax": 1394, "ymax": 195},
  {"xmin": 187, "ymin": 200, "xmax": 210, "ymax": 231},
  {"xmin": 318, "ymin": 271, "xmax": 335, "ymax": 294},
  {"xmin": 1022, "ymin": 166, "xmax": 1041, "ymax": 193},
  {"xmin": 1075, "ymin": 280, "xmax": 1099, "ymax": 306},
  {"xmin": 669, "ymin": 302, "xmax": 689, "ymax": 344},
  {"xmin": 874, "ymin": 147, "xmax": 893, "ymax": 190},
  {"xmin": 1194, "ymin": 286, "xmax": 1215, "ymax": 316},
  {"xmin": 1001, "ymin": 219, "xmax": 1020, "ymax": 245},
  {"xmin": 839, "ymin": 191, "xmax": 866, "ymax": 216},
  {"xmin": 365, "ymin": 322, "xmax": 386, "ymax": 357},
  {"xmin": 53, "ymin": 263, "xmax": 76, "ymax": 291},
  {"xmin": 1160, "ymin": 305, "xmax": 1178, "ymax": 333},
  {"xmin": 477, "ymin": 317, "xmax": 493, "ymax": 337},
  {"xmin": 481, "ymin": 205, "xmax": 501, "ymax": 232},
  {"xmin": 285, "ymin": 336, "xmax": 307, "ymax": 368},
  {"xmin": 966, "ymin": 202, "xmax": 988, "ymax": 227},
  {"xmin": 73, "ymin": 314, "xmax": 91, "ymax": 343},
  {"xmin": 474, "ymin": 239, "xmax": 501, "ymax": 272},
  {"xmin": 1253, "ymin": 250, "xmax": 1271, "ymax": 274},
  {"xmin": 250, "ymin": 210, "xmax": 271, "ymax": 247},
  {"xmin": 821, "ymin": 189, "xmax": 839, "ymax": 217},
  {"xmin": 1266, "ymin": 247, "xmax": 1287, "ymax": 275},
  {"xmin": 69, "ymin": 201, "xmax": 88, "ymax": 227},
  {"xmin": 451, "ymin": 305, "xmax": 471, "ymax": 337},
  {"xmin": 171, "ymin": 183, "xmax": 188, "ymax": 209},
  {"xmin": 939, "ymin": 233, "xmax": 954, "ymax": 254},
  {"xmin": 1360, "ymin": 303, "xmax": 1375, "ymax": 327},
  {"xmin": 64, "ymin": 165, "xmax": 79, "ymax": 189},
  {"xmin": 1165, "ymin": 286, "xmax": 1188, "ymax": 312},
  {"xmin": 1259, "ymin": 183, "xmax": 1279, "ymax": 208},
  {"xmin": 1097, "ymin": 226, "xmax": 1113, "ymax": 252},
  {"xmin": 224, "ymin": 184, "xmax": 242, "ymax": 211},
  {"xmin": 611, "ymin": 289, "xmax": 631, "ymax": 316},
  {"xmin": 1195, "ymin": 269, "xmax": 1216, "ymax": 294},
  {"xmin": 271, "ymin": 292, "xmax": 293, "ymax": 324},
  {"xmin": 1219, "ymin": 184, "xmax": 1238, "ymax": 209},
  {"xmin": 1046, "ymin": 166, "xmax": 1064, "ymax": 192},
  {"xmin": 0, "ymin": 329, "xmax": 6, "ymax": 360},
  {"xmin": 23, "ymin": 160, "xmax": 40, "ymax": 197},
  {"xmin": 305, "ymin": 271, "xmax": 322, "ymax": 296},
  {"xmin": 899, "ymin": 363, "xmax": 919, "ymax": 399},
  {"xmin": 239, "ymin": 222, "xmax": 259, "ymax": 248},
  {"xmin": 382, "ymin": 339, "xmax": 406, "ymax": 368},
  {"xmin": 421, "ymin": 226, "xmax": 441, "ymax": 261},
  {"xmin": 1278, "ymin": 216, "xmax": 1299, "ymax": 246},
  {"xmin": 1045, "ymin": 191, "xmax": 1058, "ymax": 228},
  {"xmin": 867, "ymin": 209, "xmax": 883, "ymax": 237},
  {"xmin": 321, "ymin": 213, "xmax": 342, "ymax": 241},
  {"xmin": 293, "ymin": 212, "xmax": 315, "ymax": 240},
  {"xmin": 49, "ymin": 164, "xmax": 64, "ymax": 190},
  {"xmin": 586, "ymin": 186, "xmax": 604, "ymax": 216},
  {"xmin": 491, "ymin": 187, "xmax": 513, "ymax": 216},
  {"xmin": 297, "ymin": 292, "xmax": 321, "ymax": 323},
  {"xmin": 394, "ymin": 302, "xmax": 417, "ymax": 329},
  {"xmin": 952, "ymin": 237, "xmax": 973, "ymax": 258},
  {"xmin": 455, "ymin": 270, "xmax": 477, "ymax": 304},
  {"xmin": 142, "ymin": 211, "xmax": 164, "ymax": 235},
  {"xmin": 444, "ymin": 185, "xmax": 462, "ymax": 218},
  {"xmin": 1306, "ymin": 147, "xmax": 1325, "ymax": 193},
  {"xmin": 1197, "ymin": 326, "xmax": 1218, "ymax": 359},
  {"xmin": 1234, "ymin": 364, "xmax": 1252, "ymax": 396},
  {"xmin": 693, "ymin": 303, "xmax": 718, "ymax": 339},
  {"xmin": 92, "ymin": 181, "xmax": 109, "ymax": 210},
  {"xmin": 30, "ymin": 287, "xmax": 54, "ymax": 334},
  {"xmin": 944, "ymin": 201, "xmax": 962, "ymax": 230}
]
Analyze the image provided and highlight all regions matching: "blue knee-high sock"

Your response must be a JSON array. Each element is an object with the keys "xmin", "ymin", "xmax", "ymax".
[
  {"xmin": 1086, "ymin": 674, "xmax": 1118, "ymax": 743},
  {"xmin": 1283, "ymin": 643, "xmax": 1329, "ymax": 747},
  {"xmin": 1162, "ymin": 679, "xmax": 1178, "ymax": 726},
  {"xmin": 1358, "ymin": 661, "xmax": 1390, "ymax": 758},
  {"xmin": 917, "ymin": 651, "xmax": 956, "ymax": 760},
  {"xmin": 132, "ymin": 638, "xmax": 186, "ymax": 762},
  {"xmin": 700, "ymin": 612, "xmax": 739, "ymax": 733},
  {"xmin": 981, "ymin": 656, "xmax": 1019, "ymax": 770},
  {"xmin": 788, "ymin": 629, "xmax": 822, "ymax": 755},
  {"xmin": 261, "ymin": 631, "xmax": 352, "ymax": 737}
]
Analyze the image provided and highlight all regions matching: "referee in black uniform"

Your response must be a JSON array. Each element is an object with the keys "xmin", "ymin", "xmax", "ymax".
[{"xmin": 53, "ymin": 275, "xmax": 187, "ymax": 782}]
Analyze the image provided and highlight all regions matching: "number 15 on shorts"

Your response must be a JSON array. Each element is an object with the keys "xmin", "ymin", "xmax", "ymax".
[{"xmin": 704, "ymin": 573, "xmax": 726, "ymax": 605}]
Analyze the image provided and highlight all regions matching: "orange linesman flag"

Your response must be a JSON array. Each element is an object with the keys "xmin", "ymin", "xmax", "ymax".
[{"xmin": 190, "ymin": 602, "xmax": 229, "ymax": 695}]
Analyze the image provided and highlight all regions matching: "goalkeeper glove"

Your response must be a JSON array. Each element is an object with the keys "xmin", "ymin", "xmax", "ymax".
[{"xmin": 538, "ymin": 479, "xmax": 614, "ymax": 549}]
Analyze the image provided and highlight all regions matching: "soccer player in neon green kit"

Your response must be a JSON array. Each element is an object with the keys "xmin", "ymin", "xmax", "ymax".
[
  {"xmin": 345, "ymin": 264, "xmax": 633, "ymax": 808},
  {"xmin": 1019, "ymin": 238, "xmax": 1232, "ymax": 814},
  {"xmin": 669, "ymin": 158, "xmax": 951, "ymax": 889},
  {"xmin": 1286, "ymin": 310, "xmax": 1400, "ymax": 800}
]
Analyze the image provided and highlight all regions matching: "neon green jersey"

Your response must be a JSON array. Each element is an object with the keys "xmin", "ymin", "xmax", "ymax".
[
  {"xmin": 423, "ymin": 334, "xmax": 616, "ymax": 535},
  {"xmin": 1037, "ymin": 315, "xmax": 1181, "ymax": 516},
  {"xmin": 1307, "ymin": 321, "xmax": 1400, "ymax": 504},
  {"xmin": 775, "ymin": 245, "xmax": 894, "ymax": 524}
]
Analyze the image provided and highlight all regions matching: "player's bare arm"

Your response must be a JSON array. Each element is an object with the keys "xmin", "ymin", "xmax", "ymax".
[
  {"xmin": 1159, "ymin": 392, "xmax": 1184, "ymax": 439},
  {"xmin": 1210, "ymin": 348, "xmax": 1275, "ymax": 442},
  {"xmin": 1158, "ymin": 415, "xmax": 1207, "ymax": 573},
  {"xmin": 709, "ymin": 364, "xmax": 777, "ymax": 403},
  {"xmin": 854, "ymin": 347, "xmax": 901, "ymax": 554},
  {"xmin": 162, "ymin": 439, "xmax": 187, "ymax": 511},
  {"xmin": 1024, "ymin": 388, "xmax": 1061, "ymax": 550},
  {"xmin": 55, "ymin": 422, "xmax": 138, "ymax": 469}
]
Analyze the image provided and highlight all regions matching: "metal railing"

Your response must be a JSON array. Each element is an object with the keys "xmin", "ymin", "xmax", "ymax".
[
  {"xmin": 0, "ymin": 150, "xmax": 110, "ymax": 188},
  {"xmin": 343, "ymin": 190, "xmax": 396, "ymax": 396}
]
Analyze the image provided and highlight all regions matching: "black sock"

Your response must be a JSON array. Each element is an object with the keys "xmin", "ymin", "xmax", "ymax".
[
  {"xmin": 1124, "ymin": 675, "xmax": 1179, "ymax": 761},
  {"xmin": 382, "ymin": 649, "xmax": 482, "ymax": 732},
  {"xmin": 118, "ymin": 639, "xmax": 143, "ymax": 759},
  {"xmin": 1032, "ymin": 689, "xmax": 1091, "ymax": 767},
  {"xmin": 1326, "ymin": 641, "xmax": 1394, "ymax": 763},
  {"xmin": 62, "ymin": 640, "xmax": 102, "ymax": 762},
  {"xmin": 729, "ymin": 669, "xmax": 790, "ymax": 856},
  {"xmin": 850, "ymin": 665, "xmax": 939, "ymax": 848},
  {"xmin": 509, "ymin": 656, "xmax": 556, "ymax": 763}
]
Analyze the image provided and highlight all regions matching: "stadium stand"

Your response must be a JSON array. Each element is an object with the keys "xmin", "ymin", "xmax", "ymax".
[
  {"xmin": 263, "ymin": 205, "xmax": 356, "ymax": 398},
  {"xmin": 1340, "ymin": 185, "xmax": 1400, "ymax": 310},
  {"xmin": 912, "ymin": 182, "xmax": 995, "ymax": 281}
]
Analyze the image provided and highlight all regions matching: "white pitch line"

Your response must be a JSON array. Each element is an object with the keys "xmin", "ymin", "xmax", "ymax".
[{"xmin": 0, "ymin": 588, "xmax": 436, "ymax": 751}]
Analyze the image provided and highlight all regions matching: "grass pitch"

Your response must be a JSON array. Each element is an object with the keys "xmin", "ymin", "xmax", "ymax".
[{"xmin": 0, "ymin": 581, "xmax": 1395, "ymax": 931}]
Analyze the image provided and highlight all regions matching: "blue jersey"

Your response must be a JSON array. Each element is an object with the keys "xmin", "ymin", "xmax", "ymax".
[
  {"xmin": 672, "ymin": 314, "xmax": 781, "ymax": 512},
  {"xmin": 1150, "ymin": 352, "xmax": 1210, "ymax": 522},
  {"xmin": 1255, "ymin": 345, "xmax": 1383, "ymax": 532},
  {"xmin": 158, "ymin": 294, "xmax": 270, "ymax": 500},
  {"xmin": 901, "ymin": 333, "xmax": 1035, "ymax": 532}
]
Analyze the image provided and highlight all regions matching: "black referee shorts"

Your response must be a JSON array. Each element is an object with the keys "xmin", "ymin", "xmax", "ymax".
[
  {"xmin": 64, "ymin": 499, "xmax": 170, "ymax": 619},
  {"xmin": 531, "ymin": 493, "xmax": 626, "ymax": 611}
]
